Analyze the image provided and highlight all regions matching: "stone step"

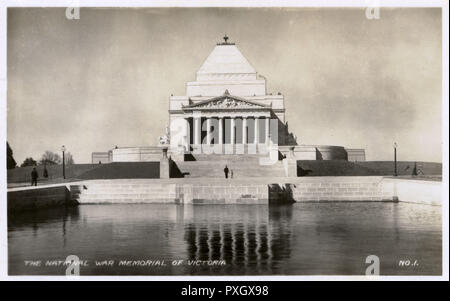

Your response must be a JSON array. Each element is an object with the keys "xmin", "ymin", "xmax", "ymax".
[
  {"xmin": 177, "ymin": 161, "xmax": 284, "ymax": 166},
  {"xmin": 188, "ymin": 153, "xmax": 272, "ymax": 162},
  {"xmin": 178, "ymin": 161, "xmax": 279, "ymax": 166},
  {"xmin": 177, "ymin": 166, "xmax": 285, "ymax": 171},
  {"xmin": 176, "ymin": 161, "xmax": 286, "ymax": 178}
]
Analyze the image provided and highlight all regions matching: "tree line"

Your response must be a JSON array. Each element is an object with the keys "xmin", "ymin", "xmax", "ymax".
[{"xmin": 7, "ymin": 142, "xmax": 74, "ymax": 169}]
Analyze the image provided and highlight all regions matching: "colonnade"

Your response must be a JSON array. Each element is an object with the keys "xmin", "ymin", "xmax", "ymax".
[{"xmin": 191, "ymin": 116, "xmax": 271, "ymax": 145}]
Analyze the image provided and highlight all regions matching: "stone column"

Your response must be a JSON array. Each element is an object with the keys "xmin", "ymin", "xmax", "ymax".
[
  {"xmin": 206, "ymin": 118, "xmax": 212, "ymax": 145},
  {"xmin": 185, "ymin": 118, "xmax": 190, "ymax": 150},
  {"xmin": 194, "ymin": 117, "xmax": 201, "ymax": 145},
  {"xmin": 230, "ymin": 117, "xmax": 235, "ymax": 145},
  {"xmin": 242, "ymin": 117, "xmax": 247, "ymax": 144},
  {"xmin": 218, "ymin": 117, "xmax": 224, "ymax": 145},
  {"xmin": 254, "ymin": 117, "xmax": 259, "ymax": 144},
  {"xmin": 265, "ymin": 117, "xmax": 270, "ymax": 144}
]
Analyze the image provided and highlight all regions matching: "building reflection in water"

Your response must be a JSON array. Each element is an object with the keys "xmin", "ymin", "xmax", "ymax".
[{"xmin": 181, "ymin": 205, "xmax": 293, "ymax": 274}]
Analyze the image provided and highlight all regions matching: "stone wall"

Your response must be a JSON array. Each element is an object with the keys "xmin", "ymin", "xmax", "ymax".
[
  {"xmin": 8, "ymin": 185, "xmax": 76, "ymax": 211},
  {"xmin": 111, "ymin": 145, "xmax": 354, "ymax": 163},
  {"xmin": 182, "ymin": 183, "xmax": 268, "ymax": 204},
  {"xmin": 278, "ymin": 145, "xmax": 349, "ymax": 161},
  {"xmin": 71, "ymin": 177, "xmax": 392, "ymax": 205},
  {"xmin": 346, "ymin": 148, "xmax": 366, "ymax": 162},
  {"xmin": 74, "ymin": 181, "xmax": 268, "ymax": 204},
  {"xmin": 9, "ymin": 177, "xmax": 441, "ymax": 210},
  {"xmin": 91, "ymin": 152, "xmax": 110, "ymax": 164},
  {"xmin": 71, "ymin": 180, "xmax": 269, "ymax": 204},
  {"xmin": 112, "ymin": 147, "xmax": 162, "ymax": 162},
  {"xmin": 381, "ymin": 178, "xmax": 442, "ymax": 205},
  {"xmin": 315, "ymin": 146, "xmax": 348, "ymax": 160},
  {"xmin": 288, "ymin": 176, "xmax": 389, "ymax": 202},
  {"xmin": 75, "ymin": 181, "xmax": 178, "ymax": 203}
]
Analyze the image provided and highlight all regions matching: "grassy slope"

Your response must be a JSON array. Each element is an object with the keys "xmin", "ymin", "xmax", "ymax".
[
  {"xmin": 7, "ymin": 162, "xmax": 160, "ymax": 183},
  {"xmin": 297, "ymin": 160, "xmax": 442, "ymax": 177},
  {"xmin": 7, "ymin": 161, "xmax": 441, "ymax": 182},
  {"xmin": 77, "ymin": 162, "xmax": 160, "ymax": 179},
  {"xmin": 356, "ymin": 161, "xmax": 442, "ymax": 176},
  {"xmin": 7, "ymin": 164, "xmax": 101, "ymax": 183},
  {"xmin": 297, "ymin": 160, "xmax": 375, "ymax": 176}
]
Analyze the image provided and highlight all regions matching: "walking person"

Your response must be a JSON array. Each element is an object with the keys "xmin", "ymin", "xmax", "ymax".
[
  {"xmin": 224, "ymin": 165, "xmax": 229, "ymax": 179},
  {"xmin": 230, "ymin": 169, "xmax": 234, "ymax": 179},
  {"xmin": 31, "ymin": 167, "xmax": 38, "ymax": 186}
]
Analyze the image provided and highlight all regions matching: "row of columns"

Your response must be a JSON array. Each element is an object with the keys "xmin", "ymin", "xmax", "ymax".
[{"xmin": 193, "ymin": 117, "xmax": 270, "ymax": 145}]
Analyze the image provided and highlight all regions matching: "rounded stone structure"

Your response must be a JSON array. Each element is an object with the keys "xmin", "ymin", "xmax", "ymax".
[
  {"xmin": 111, "ymin": 146, "xmax": 185, "ymax": 162},
  {"xmin": 113, "ymin": 145, "xmax": 349, "ymax": 162},
  {"xmin": 112, "ymin": 147, "xmax": 162, "ymax": 162},
  {"xmin": 278, "ymin": 145, "xmax": 348, "ymax": 161},
  {"xmin": 315, "ymin": 145, "xmax": 348, "ymax": 160}
]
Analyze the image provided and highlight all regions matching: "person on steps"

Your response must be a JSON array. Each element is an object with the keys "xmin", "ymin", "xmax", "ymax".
[{"xmin": 224, "ymin": 165, "xmax": 229, "ymax": 179}]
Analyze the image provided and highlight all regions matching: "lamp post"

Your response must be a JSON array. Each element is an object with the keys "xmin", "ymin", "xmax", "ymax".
[
  {"xmin": 61, "ymin": 145, "xmax": 66, "ymax": 179},
  {"xmin": 393, "ymin": 142, "xmax": 398, "ymax": 177}
]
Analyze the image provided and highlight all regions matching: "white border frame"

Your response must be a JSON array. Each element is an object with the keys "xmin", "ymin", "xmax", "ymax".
[{"xmin": 0, "ymin": 0, "xmax": 448, "ymax": 281}]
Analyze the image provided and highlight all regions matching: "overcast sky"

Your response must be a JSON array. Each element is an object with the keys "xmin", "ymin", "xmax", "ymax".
[{"xmin": 7, "ymin": 7, "xmax": 442, "ymax": 164}]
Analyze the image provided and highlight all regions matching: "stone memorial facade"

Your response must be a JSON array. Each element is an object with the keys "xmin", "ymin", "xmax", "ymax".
[{"xmin": 93, "ymin": 36, "xmax": 365, "ymax": 163}]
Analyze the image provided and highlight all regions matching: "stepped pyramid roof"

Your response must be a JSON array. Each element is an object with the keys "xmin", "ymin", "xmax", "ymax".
[{"xmin": 197, "ymin": 36, "xmax": 256, "ymax": 77}]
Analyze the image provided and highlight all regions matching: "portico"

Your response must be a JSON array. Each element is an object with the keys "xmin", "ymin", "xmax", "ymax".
[{"xmin": 182, "ymin": 91, "xmax": 272, "ymax": 149}]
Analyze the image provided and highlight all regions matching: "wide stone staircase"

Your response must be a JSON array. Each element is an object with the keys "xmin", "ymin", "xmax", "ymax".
[{"xmin": 175, "ymin": 154, "xmax": 286, "ymax": 178}]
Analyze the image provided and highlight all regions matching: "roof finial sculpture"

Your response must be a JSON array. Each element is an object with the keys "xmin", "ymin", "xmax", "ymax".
[{"xmin": 217, "ymin": 34, "xmax": 235, "ymax": 45}]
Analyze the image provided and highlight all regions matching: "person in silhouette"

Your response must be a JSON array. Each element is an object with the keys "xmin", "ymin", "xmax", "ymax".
[
  {"xmin": 43, "ymin": 164, "xmax": 48, "ymax": 178},
  {"xmin": 224, "ymin": 165, "xmax": 229, "ymax": 179},
  {"xmin": 412, "ymin": 162, "xmax": 418, "ymax": 176},
  {"xmin": 31, "ymin": 167, "xmax": 38, "ymax": 186}
]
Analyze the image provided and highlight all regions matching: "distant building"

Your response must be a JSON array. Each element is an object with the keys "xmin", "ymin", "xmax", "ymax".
[
  {"xmin": 346, "ymin": 149, "xmax": 366, "ymax": 162},
  {"xmin": 91, "ymin": 151, "xmax": 112, "ymax": 164}
]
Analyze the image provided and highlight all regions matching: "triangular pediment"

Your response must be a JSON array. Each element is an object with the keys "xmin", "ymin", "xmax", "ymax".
[{"xmin": 183, "ymin": 92, "xmax": 269, "ymax": 111}]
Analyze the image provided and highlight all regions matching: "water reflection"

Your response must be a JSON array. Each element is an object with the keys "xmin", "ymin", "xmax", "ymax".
[
  {"xmin": 181, "ymin": 205, "xmax": 293, "ymax": 274},
  {"xmin": 9, "ymin": 207, "xmax": 80, "ymax": 250},
  {"xmin": 8, "ymin": 206, "xmax": 80, "ymax": 233},
  {"xmin": 7, "ymin": 203, "xmax": 442, "ymax": 276}
]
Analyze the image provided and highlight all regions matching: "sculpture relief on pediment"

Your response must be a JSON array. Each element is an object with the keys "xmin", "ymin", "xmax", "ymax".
[{"xmin": 196, "ymin": 97, "xmax": 262, "ymax": 109}]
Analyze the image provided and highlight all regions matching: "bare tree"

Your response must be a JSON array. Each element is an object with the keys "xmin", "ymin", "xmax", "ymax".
[
  {"xmin": 39, "ymin": 151, "xmax": 62, "ymax": 165},
  {"xmin": 65, "ymin": 152, "xmax": 75, "ymax": 165}
]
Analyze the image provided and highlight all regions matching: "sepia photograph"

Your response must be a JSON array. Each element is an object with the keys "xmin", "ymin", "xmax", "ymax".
[{"xmin": 1, "ymin": 0, "xmax": 448, "ymax": 282}]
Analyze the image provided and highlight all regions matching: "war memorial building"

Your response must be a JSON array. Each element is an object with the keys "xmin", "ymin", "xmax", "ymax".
[{"xmin": 92, "ymin": 36, "xmax": 365, "ymax": 165}]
